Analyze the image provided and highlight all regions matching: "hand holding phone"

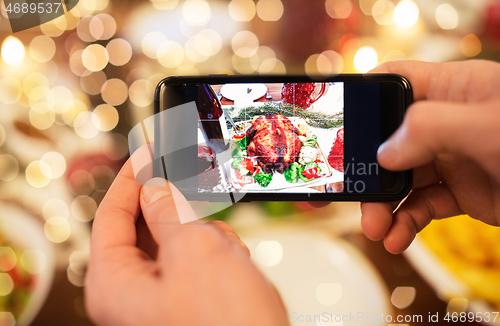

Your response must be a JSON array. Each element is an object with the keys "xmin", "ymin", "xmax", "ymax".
[
  {"xmin": 361, "ymin": 60, "xmax": 500, "ymax": 254},
  {"xmin": 149, "ymin": 74, "xmax": 413, "ymax": 203},
  {"xmin": 85, "ymin": 156, "xmax": 289, "ymax": 326}
]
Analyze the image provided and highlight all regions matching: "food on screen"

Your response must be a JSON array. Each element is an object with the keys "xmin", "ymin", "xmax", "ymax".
[
  {"xmin": 198, "ymin": 82, "xmax": 344, "ymax": 193},
  {"xmin": 246, "ymin": 114, "xmax": 301, "ymax": 174},
  {"xmin": 328, "ymin": 128, "xmax": 344, "ymax": 172}
]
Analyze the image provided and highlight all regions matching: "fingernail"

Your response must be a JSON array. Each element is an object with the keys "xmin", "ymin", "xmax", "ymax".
[
  {"xmin": 225, "ymin": 231, "xmax": 250, "ymax": 255},
  {"xmin": 144, "ymin": 177, "xmax": 168, "ymax": 187},
  {"xmin": 225, "ymin": 230, "xmax": 238, "ymax": 238},
  {"xmin": 377, "ymin": 138, "xmax": 397, "ymax": 159},
  {"xmin": 377, "ymin": 140, "xmax": 388, "ymax": 154},
  {"xmin": 142, "ymin": 186, "xmax": 171, "ymax": 204}
]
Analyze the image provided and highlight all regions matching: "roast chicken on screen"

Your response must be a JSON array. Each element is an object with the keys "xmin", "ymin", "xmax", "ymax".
[{"xmin": 246, "ymin": 114, "xmax": 302, "ymax": 173}]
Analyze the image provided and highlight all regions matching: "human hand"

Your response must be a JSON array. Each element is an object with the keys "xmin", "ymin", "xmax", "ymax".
[
  {"xmin": 84, "ymin": 157, "xmax": 288, "ymax": 326},
  {"xmin": 362, "ymin": 60, "xmax": 500, "ymax": 254}
]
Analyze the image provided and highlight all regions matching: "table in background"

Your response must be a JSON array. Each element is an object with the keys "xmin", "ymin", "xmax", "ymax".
[{"xmin": 31, "ymin": 222, "xmax": 481, "ymax": 326}]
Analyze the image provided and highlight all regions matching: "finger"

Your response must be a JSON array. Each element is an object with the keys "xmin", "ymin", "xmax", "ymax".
[
  {"xmin": 369, "ymin": 60, "xmax": 500, "ymax": 102},
  {"xmin": 313, "ymin": 163, "xmax": 438, "ymax": 213},
  {"xmin": 360, "ymin": 163, "xmax": 442, "ymax": 240},
  {"xmin": 436, "ymin": 155, "xmax": 499, "ymax": 225},
  {"xmin": 206, "ymin": 220, "xmax": 250, "ymax": 256},
  {"xmin": 91, "ymin": 157, "xmax": 142, "ymax": 255},
  {"xmin": 360, "ymin": 201, "xmax": 399, "ymax": 241},
  {"xmin": 140, "ymin": 178, "xmax": 200, "ymax": 245},
  {"xmin": 377, "ymin": 100, "xmax": 489, "ymax": 171},
  {"xmin": 130, "ymin": 139, "xmax": 155, "ymax": 186},
  {"xmin": 412, "ymin": 163, "xmax": 441, "ymax": 189},
  {"xmin": 370, "ymin": 61, "xmax": 435, "ymax": 101},
  {"xmin": 136, "ymin": 214, "xmax": 158, "ymax": 260},
  {"xmin": 383, "ymin": 183, "xmax": 463, "ymax": 254}
]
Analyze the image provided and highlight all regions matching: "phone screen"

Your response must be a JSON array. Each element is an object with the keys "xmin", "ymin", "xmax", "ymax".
[{"xmin": 152, "ymin": 75, "xmax": 411, "ymax": 202}]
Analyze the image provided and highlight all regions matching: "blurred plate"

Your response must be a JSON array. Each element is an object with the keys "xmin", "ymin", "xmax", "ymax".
[
  {"xmin": 0, "ymin": 204, "xmax": 55, "ymax": 326},
  {"xmin": 241, "ymin": 228, "xmax": 390, "ymax": 326},
  {"xmin": 405, "ymin": 235, "xmax": 500, "ymax": 325},
  {"xmin": 221, "ymin": 83, "xmax": 267, "ymax": 101}
]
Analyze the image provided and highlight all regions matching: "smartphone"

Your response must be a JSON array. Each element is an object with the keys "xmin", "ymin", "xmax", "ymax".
[{"xmin": 151, "ymin": 74, "xmax": 412, "ymax": 202}]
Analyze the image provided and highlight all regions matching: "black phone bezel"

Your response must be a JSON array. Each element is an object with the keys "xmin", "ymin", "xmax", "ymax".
[{"xmin": 154, "ymin": 74, "xmax": 413, "ymax": 202}]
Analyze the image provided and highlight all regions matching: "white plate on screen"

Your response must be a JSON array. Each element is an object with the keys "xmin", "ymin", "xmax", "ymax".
[
  {"xmin": 220, "ymin": 83, "xmax": 267, "ymax": 101},
  {"xmin": 241, "ymin": 228, "xmax": 391, "ymax": 326}
]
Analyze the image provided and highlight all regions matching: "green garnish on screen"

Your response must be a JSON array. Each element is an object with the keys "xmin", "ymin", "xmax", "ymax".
[
  {"xmin": 231, "ymin": 158, "xmax": 244, "ymax": 170},
  {"xmin": 302, "ymin": 135, "xmax": 318, "ymax": 147},
  {"xmin": 284, "ymin": 162, "xmax": 300, "ymax": 183},
  {"xmin": 236, "ymin": 136, "xmax": 248, "ymax": 151},
  {"xmin": 254, "ymin": 171, "xmax": 273, "ymax": 187}
]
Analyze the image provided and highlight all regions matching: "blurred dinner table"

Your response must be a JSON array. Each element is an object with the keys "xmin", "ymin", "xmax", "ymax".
[{"xmin": 27, "ymin": 201, "xmax": 492, "ymax": 326}]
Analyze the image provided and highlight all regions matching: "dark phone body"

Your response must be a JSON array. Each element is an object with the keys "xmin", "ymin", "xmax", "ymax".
[{"xmin": 154, "ymin": 74, "xmax": 412, "ymax": 202}]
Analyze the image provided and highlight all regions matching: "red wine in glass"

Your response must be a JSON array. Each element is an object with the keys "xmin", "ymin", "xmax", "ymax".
[{"xmin": 197, "ymin": 84, "xmax": 229, "ymax": 153}]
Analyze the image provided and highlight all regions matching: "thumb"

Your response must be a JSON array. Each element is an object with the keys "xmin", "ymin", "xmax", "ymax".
[
  {"xmin": 140, "ymin": 179, "xmax": 252, "ymax": 257},
  {"xmin": 140, "ymin": 178, "xmax": 200, "ymax": 244},
  {"xmin": 377, "ymin": 100, "xmax": 482, "ymax": 171}
]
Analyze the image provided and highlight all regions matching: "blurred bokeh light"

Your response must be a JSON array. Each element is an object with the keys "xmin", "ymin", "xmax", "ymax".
[
  {"xmin": 393, "ymin": 0, "xmax": 419, "ymax": 29},
  {"xmin": 0, "ymin": 0, "xmax": 499, "ymax": 324},
  {"xmin": 1, "ymin": 36, "xmax": 25, "ymax": 66}
]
